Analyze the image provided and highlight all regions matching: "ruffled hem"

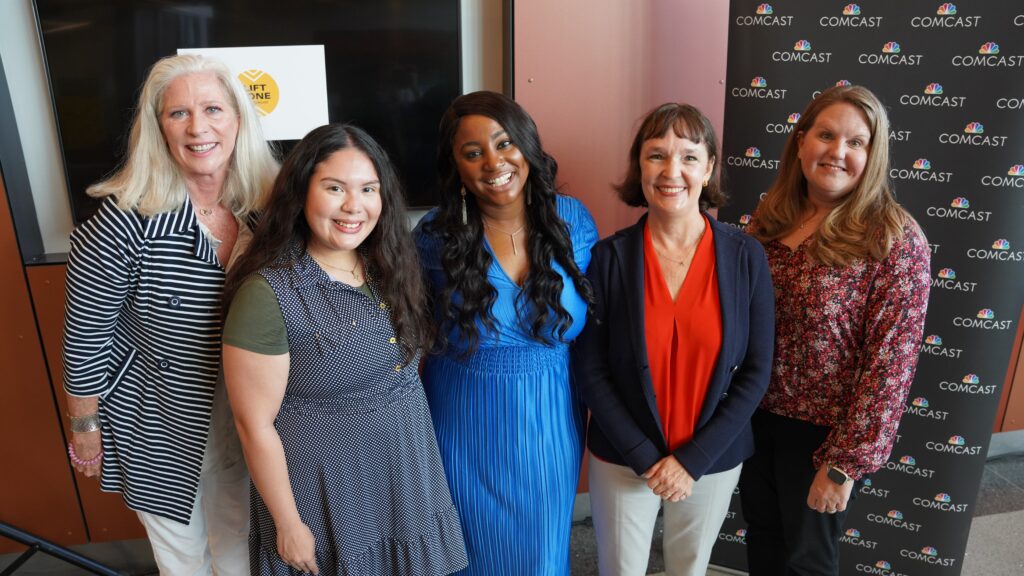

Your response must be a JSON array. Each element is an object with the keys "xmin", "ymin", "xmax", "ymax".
[{"xmin": 254, "ymin": 504, "xmax": 467, "ymax": 576}]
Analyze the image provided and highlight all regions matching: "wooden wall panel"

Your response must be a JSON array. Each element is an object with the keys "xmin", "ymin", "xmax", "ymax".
[
  {"xmin": 26, "ymin": 264, "xmax": 146, "ymax": 542},
  {"xmin": 0, "ymin": 180, "xmax": 85, "ymax": 553},
  {"xmin": 996, "ymin": 306, "xmax": 1024, "ymax": 432}
]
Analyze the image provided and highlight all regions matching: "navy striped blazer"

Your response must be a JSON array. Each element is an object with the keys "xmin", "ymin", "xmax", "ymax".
[{"xmin": 62, "ymin": 197, "xmax": 227, "ymax": 523}]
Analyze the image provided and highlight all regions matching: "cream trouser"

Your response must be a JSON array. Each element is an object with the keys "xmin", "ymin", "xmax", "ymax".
[
  {"xmin": 136, "ymin": 380, "xmax": 250, "ymax": 575},
  {"xmin": 588, "ymin": 454, "xmax": 741, "ymax": 576}
]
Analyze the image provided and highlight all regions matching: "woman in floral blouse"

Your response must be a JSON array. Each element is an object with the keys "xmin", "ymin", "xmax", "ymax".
[{"xmin": 741, "ymin": 85, "xmax": 930, "ymax": 575}]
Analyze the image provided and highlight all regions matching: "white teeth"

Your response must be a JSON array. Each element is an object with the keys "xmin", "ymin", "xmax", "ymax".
[
  {"xmin": 334, "ymin": 220, "xmax": 360, "ymax": 229},
  {"xmin": 660, "ymin": 187, "xmax": 686, "ymax": 193},
  {"xmin": 188, "ymin": 143, "xmax": 215, "ymax": 152},
  {"xmin": 487, "ymin": 172, "xmax": 513, "ymax": 186}
]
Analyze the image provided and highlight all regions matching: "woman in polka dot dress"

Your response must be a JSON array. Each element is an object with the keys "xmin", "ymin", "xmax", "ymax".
[{"xmin": 221, "ymin": 124, "xmax": 467, "ymax": 575}]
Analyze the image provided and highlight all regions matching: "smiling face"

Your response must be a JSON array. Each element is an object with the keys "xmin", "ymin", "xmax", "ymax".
[
  {"xmin": 304, "ymin": 148, "xmax": 382, "ymax": 259},
  {"xmin": 159, "ymin": 72, "xmax": 239, "ymax": 186},
  {"xmin": 797, "ymin": 102, "xmax": 872, "ymax": 207},
  {"xmin": 451, "ymin": 114, "xmax": 530, "ymax": 213},
  {"xmin": 639, "ymin": 130, "xmax": 714, "ymax": 220}
]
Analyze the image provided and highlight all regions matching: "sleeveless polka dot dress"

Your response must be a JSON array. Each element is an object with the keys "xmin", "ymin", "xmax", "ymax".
[{"xmin": 252, "ymin": 251, "xmax": 467, "ymax": 575}]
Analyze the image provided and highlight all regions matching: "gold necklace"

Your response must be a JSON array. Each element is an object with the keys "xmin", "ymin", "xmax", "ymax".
[
  {"xmin": 314, "ymin": 255, "xmax": 362, "ymax": 282},
  {"xmin": 482, "ymin": 217, "xmax": 527, "ymax": 256},
  {"xmin": 653, "ymin": 227, "xmax": 705, "ymax": 266}
]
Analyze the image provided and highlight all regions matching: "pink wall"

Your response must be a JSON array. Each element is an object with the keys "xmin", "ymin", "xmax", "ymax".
[{"xmin": 514, "ymin": 1, "xmax": 730, "ymax": 236}]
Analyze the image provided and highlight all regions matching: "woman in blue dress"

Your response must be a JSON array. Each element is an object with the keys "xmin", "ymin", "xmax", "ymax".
[{"xmin": 414, "ymin": 91, "xmax": 598, "ymax": 575}]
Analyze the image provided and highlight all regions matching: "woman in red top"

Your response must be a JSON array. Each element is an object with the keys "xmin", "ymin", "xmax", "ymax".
[
  {"xmin": 574, "ymin": 103, "xmax": 775, "ymax": 576},
  {"xmin": 742, "ymin": 85, "xmax": 930, "ymax": 575}
]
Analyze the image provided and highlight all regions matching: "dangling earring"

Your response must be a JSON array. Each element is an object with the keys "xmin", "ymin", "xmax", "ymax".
[
  {"xmin": 702, "ymin": 178, "xmax": 710, "ymax": 188},
  {"xmin": 460, "ymin": 186, "xmax": 468, "ymax": 225}
]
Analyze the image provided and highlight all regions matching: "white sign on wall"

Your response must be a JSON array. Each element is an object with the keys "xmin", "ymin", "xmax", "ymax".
[{"xmin": 178, "ymin": 45, "xmax": 329, "ymax": 141}]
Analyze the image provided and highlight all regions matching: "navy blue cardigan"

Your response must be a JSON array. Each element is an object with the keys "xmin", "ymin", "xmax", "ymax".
[{"xmin": 573, "ymin": 214, "xmax": 775, "ymax": 479}]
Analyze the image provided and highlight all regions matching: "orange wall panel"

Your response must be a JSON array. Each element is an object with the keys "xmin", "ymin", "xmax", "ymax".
[
  {"xmin": 0, "ymin": 182, "xmax": 85, "ymax": 553},
  {"xmin": 26, "ymin": 264, "xmax": 147, "ymax": 542}
]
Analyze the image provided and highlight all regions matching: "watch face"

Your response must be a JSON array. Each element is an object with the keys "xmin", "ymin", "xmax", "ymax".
[{"xmin": 827, "ymin": 467, "xmax": 848, "ymax": 485}]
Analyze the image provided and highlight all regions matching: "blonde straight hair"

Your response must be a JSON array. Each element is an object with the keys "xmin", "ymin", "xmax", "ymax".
[
  {"xmin": 88, "ymin": 54, "xmax": 278, "ymax": 217},
  {"xmin": 750, "ymin": 85, "xmax": 913, "ymax": 266}
]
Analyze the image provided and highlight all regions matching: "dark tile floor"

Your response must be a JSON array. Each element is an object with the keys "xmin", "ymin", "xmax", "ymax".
[{"xmin": 973, "ymin": 453, "xmax": 1024, "ymax": 517}]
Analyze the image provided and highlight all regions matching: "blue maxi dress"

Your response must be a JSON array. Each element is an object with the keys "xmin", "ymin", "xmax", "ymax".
[{"xmin": 414, "ymin": 196, "xmax": 598, "ymax": 575}]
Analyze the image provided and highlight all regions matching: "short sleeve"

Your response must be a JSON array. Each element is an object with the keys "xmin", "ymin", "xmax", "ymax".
[
  {"xmin": 223, "ymin": 276, "xmax": 288, "ymax": 355},
  {"xmin": 557, "ymin": 195, "xmax": 599, "ymax": 270}
]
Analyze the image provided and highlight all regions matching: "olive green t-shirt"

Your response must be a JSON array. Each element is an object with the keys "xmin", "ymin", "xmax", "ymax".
[{"xmin": 222, "ymin": 275, "xmax": 372, "ymax": 355}]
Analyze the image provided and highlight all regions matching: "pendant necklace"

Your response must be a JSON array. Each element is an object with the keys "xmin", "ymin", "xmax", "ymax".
[
  {"xmin": 482, "ymin": 218, "xmax": 527, "ymax": 256},
  {"xmin": 315, "ymin": 256, "xmax": 362, "ymax": 283}
]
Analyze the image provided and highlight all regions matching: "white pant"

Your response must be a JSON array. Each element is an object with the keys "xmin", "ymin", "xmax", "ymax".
[
  {"xmin": 588, "ymin": 454, "xmax": 740, "ymax": 576},
  {"xmin": 137, "ymin": 381, "xmax": 250, "ymax": 576}
]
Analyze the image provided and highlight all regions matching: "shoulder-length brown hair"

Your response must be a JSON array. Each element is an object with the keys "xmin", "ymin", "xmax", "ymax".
[
  {"xmin": 615, "ymin": 102, "xmax": 726, "ymax": 211},
  {"xmin": 749, "ymin": 85, "xmax": 913, "ymax": 266}
]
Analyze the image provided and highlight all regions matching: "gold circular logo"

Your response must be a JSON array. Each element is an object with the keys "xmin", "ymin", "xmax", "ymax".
[{"xmin": 238, "ymin": 69, "xmax": 279, "ymax": 116}]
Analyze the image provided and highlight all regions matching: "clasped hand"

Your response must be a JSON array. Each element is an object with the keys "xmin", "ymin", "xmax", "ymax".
[{"xmin": 643, "ymin": 455, "xmax": 694, "ymax": 502}]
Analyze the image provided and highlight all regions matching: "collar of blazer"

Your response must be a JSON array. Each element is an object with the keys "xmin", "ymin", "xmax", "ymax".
[{"xmin": 607, "ymin": 211, "xmax": 743, "ymax": 426}]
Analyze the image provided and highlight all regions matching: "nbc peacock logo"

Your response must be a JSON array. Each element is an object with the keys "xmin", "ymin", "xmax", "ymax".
[
  {"xmin": 787, "ymin": 113, "xmax": 801, "ymax": 123},
  {"xmin": 751, "ymin": 76, "xmax": 768, "ymax": 88},
  {"xmin": 1008, "ymin": 165, "xmax": 1024, "ymax": 176},
  {"xmin": 883, "ymin": 41, "xmax": 901, "ymax": 53},
  {"xmin": 899, "ymin": 455, "xmax": 916, "ymax": 465},
  {"xmin": 846, "ymin": 528, "xmax": 861, "ymax": 537},
  {"xmin": 875, "ymin": 561, "xmax": 891, "ymax": 570},
  {"xmin": 937, "ymin": 3, "xmax": 957, "ymax": 15},
  {"xmin": 843, "ymin": 4, "xmax": 861, "ymax": 16},
  {"xmin": 977, "ymin": 309, "xmax": 995, "ymax": 320},
  {"xmin": 925, "ymin": 335, "xmax": 943, "ymax": 345},
  {"xmin": 950, "ymin": 197, "xmax": 970, "ymax": 208},
  {"xmin": 979, "ymin": 42, "xmax": 1000, "ymax": 55},
  {"xmin": 993, "ymin": 239, "xmax": 1010, "ymax": 250},
  {"xmin": 745, "ymin": 147, "xmax": 762, "ymax": 158},
  {"xmin": 238, "ymin": 69, "xmax": 280, "ymax": 117},
  {"xmin": 937, "ymin": 268, "xmax": 956, "ymax": 279},
  {"xmin": 887, "ymin": 510, "xmax": 903, "ymax": 520},
  {"xmin": 794, "ymin": 40, "xmax": 812, "ymax": 51},
  {"xmin": 739, "ymin": 214, "xmax": 752, "ymax": 225},
  {"xmin": 935, "ymin": 493, "xmax": 952, "ymax": 502},
  {"xmin": 912, "ymin": 397, "xmax": 929, "ymax": 408},
  {"xmin": 964, "ymin": 122, "xmax": 984, "ymax": 134},
  {"xmin": 756, "ymin": 3, "xmax": 773, "ymax": 15},
  {"xmin": 925, "ymin": 83, "xmax": 943, "ymax": 94},
  {"xmin": 921, "ymin": 546, "xmax": 939, "ymax": 556},
  {"xmin": 736, "ymin": 529, "xmax": 747, "ymax": 537},
  {"xmin": 913, "ymin": 159, "xmax": 931, "ymax": 170},
  {"xmin": 963, "ymin": 374, "xmax": 980, "ymax": 383},
  {"xmin": 835, "ymin": 79, "xmax": 852, "ymax": 87},
  {"xmin": 948, "ymin": 435, "xmax": 966, "ymax": 446}
]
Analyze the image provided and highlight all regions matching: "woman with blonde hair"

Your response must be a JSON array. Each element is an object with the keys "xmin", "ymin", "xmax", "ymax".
[
  {"xmin": 741, "ymin": 85, "xmax": 930, "ymax": 575},
  {"xmin": 61, "ymin": 53, "xmax": 278, "ymax": 574}
]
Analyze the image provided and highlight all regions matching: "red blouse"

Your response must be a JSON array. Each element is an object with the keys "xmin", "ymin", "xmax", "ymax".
[
  {"xmin": 759, "ymin": 223, "xmax": 931, "ymax": 479},
  {"xmin": 643, "ymin": 218, "xmax": 722, "ymax": 454}
]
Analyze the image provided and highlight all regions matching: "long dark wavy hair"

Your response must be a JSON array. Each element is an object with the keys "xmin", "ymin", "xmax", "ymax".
[
  {"xmin": 225, "ymin": 123, "xmax": 430, "ymax": 360},
  {"xmin": 425, "ymin": 90, "xmax": 594, "ymax": 354}
]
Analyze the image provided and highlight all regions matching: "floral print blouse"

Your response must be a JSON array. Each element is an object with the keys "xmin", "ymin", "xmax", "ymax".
[{"xmin": 759, "ymin": 222, "xmax": 931, "ymax": 479}]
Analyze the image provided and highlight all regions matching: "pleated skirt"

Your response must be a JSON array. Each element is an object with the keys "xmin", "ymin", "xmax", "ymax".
[{"xmin": 422, "ymin": 345, "xmax": 585, "ymax": 576}]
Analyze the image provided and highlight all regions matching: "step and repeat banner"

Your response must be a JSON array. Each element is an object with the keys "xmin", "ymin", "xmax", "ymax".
[{"xmin": 713, "ymin": 2, "xmax": 1024, "ymax": 574}]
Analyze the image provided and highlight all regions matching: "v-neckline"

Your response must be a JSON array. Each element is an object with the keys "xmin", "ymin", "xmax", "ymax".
[{"xmin": 483, "ymin": 235, "xmax": 525, "ymax": 288}]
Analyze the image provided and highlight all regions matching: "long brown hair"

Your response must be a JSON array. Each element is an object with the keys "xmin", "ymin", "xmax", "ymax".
[
  {"xmin": 750, "ymin": 85, "xmax": 913, "ymax": 266},
  {"xmin": 225, "ymin": 124, "xmax": 430, "ymax": 361}
]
